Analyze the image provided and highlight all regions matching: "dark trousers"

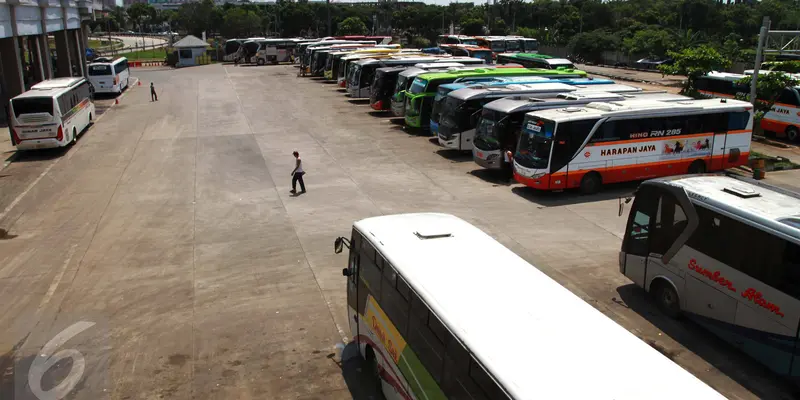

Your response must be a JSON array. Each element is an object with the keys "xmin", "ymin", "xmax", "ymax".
[
  {"xmin": 292, "ymin": 172, "xmax": 306, "ymax": 192},
  {"xmin": 151, "ymin": 90, "xmax": 158, "ymax": 101}
]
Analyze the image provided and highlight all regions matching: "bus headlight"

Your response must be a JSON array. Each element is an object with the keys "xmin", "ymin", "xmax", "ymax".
[
  {"xmin": 486, "ymin": 153, "xmax": 500, "ymax": 161},
  {"xmin": 530, "ymin": 172, "xmax": 546, "ymax": 179}
]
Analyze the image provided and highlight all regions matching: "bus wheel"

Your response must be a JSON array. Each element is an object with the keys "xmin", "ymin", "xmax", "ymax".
[
  {"xmin": 71, "ymin": 128, "xmax": 78, "ymax": 144},
  {"xmin": 579, "ymin": 172, "xmax": 601, "ymax": 195},
  {"xmin": 257, "ymin": 58, "xmax": 265, "ymax": 66},
  {"xmin": 688, "ymin": 160, "xmax": 706, "ymax": 174},
  {"xmin": 787, "ymin": 126, "xmax": 799, "ymax": 142},
  {"xmin": 88, "ymin": 112, "xmax": 92, "ymax": 122},
  {"xmin": 652, "ymin": 280, "xmax": 681, "ymax": 318}
]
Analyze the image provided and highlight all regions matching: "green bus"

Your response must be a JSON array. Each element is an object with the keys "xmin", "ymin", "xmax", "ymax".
[{"xmin": 404, "ymin": 67, "xmax": 587, "ymax": 129}]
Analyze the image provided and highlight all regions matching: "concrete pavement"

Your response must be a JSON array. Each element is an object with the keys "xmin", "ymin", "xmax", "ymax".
[{"xmin": 0, "ymin": 64, "xmax": 793, "ymax": 399}]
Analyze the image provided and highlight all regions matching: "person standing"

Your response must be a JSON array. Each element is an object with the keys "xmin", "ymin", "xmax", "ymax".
[
  {"xmin": 290, "ymin": 151, "xmax": 306, "ymax": 194},
  {"xmin": 150, "ymin": 82, "xmax": 158, "ymax": 102}
]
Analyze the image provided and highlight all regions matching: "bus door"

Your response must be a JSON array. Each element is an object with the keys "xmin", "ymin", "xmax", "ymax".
[
  {"xmin": 548, "ymin": 119, "xmax": 598, "ymax": 190},
  {"xmin": 345, "ymin": 231, "xmax": 361, "ymax": 338}
]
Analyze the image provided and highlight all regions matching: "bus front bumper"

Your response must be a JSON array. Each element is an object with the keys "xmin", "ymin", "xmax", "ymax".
[
  {"xmin": 438, "ymin": 132, "xmax": 460, "ymax": 149},
  {"xmin": 473, "ymin": 149, "xmax": 503, "ymax": 170},
  {"xmin": 405, "ymin": 115, "xmax": 422, "ymax": 128},
  {"xmin": 514, "ymin": 163, "xmax": 550, "ymax": 189}
]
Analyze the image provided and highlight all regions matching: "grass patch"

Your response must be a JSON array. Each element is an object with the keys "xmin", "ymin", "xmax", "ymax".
[
  {"xmin": 750, "ymin": 151, "xmax": 800, "ymax": 171},
  {"xmin": 117, "ymin": 48, "xmax": 169, "ymax": 60}
]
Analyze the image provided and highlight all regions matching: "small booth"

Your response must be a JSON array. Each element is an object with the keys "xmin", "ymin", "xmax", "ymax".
[{"xmin": 171, "ymin": 35, "xmax": 211, "ymax": 67}]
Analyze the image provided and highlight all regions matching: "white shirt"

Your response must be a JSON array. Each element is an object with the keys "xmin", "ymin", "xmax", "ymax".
[{"xmin": 295, "ymin": 158, "xmax": 304, "ymax": 173}]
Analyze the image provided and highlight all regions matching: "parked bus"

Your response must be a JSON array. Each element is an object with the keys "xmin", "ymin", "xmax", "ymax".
[
  {"xmin": 513, "ymin": 98, "xmax": 753, "ymax": 194},
  {"xmin": 254, "ymin": 39, "xmax": 297, "ymax": 65},
  {"xmin": 310, "ymin": 43, "xmax": 379, "ymax": 76},
  {"xmin": 334, "ymin": 212, "xmax": 725, "ymax": 400},
  {"xmin": 504, "ymin": 37, "xmax": 539, "ymax": 53},
  {"xmin": 405, "ymin": 67, "xmax": 588, "ymax": 129},
  {"xmin": 476, "ymin": 36, "xmax": 509, "ymax": 55},
  {"xmin": 430, "ymin": 77, "xmax": 615, "ymax": 136},
  {"xmin": 223, "ymin": 39, "xmax": 243, "ymax": 62},
  {"xmin": 348, "ymin": 56, "xmax": 483, "ymax": 99},
  {"xmin": 326, "ymin": 48, "xmax": 399, "ymax": 80},
  {"xmin": 497, "ymin": 53, "xmax": 575, "ymax": 70},
  {"xmin": 300, "ymin": 40, "xmax": 376, "ymax": 71},
  {"xmin": 338, "ymin": 49, "xmax": 417, "ymax": 87},
  {"xmin": 390, "ymin": 65, "xmax": 503, "ymax": 117},
  {"xmin": 239, "ymin": 38, "xmax": 267, "ymax": 63},
  {"xmin": 435, "ymin": 81, "xmax": 642, "ymax": 151},
  {"xmin": 436, "ymin": 35, "xmax": 477, "ymax": 46},
  {"xmin": 473, "ymin": 91, "xmax": 688, "ymax": 173},
  {"xmin": 620, "ymin": 174, "xmax": 800, "ymax": 379},
  {"xmin": 695, "ymin": 72, "xmax": 800, "ymax": 141},
  {"xmin": 440, "ymin": 44, "xmax": 494, "ymax": 64},
  {"xmin": 369, "ymin": 60, "xmax": 483, "ymax": 111},
  {"xmin": 8, "ymin": 77, "xmax": 95, "ymax": 150},
  {"xmin": 86, "ymin": 57, "xmax": 130, "ymax": 95}
]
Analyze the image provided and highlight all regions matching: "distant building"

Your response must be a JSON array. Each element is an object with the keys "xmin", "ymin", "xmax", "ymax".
[{"xmin": 123, "ymin": 0, "xmax": 148, "ymax": 7}]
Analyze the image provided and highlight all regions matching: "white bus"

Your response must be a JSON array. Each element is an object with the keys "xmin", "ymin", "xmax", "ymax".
[
  {"xmin": 620, "ymin": 175, "xmax": 800, "ymax": 379},
  {"xmin": 86, "ymin": 57, "xmax": 130, "ymax": 94},
  {"xmin": 9, "ymin": 77, "xmax": 95, "ymax": 150},
  {"xmin": 334, "ymin": 213, "xmax": 724, "ymax": 399},
  {"xmin": 695, "ymin": 71, "xmax": 800, "ymax": 142},
  {"xmin": 513, "ymin": 98, "xmax": 753, "ymax": 194}
]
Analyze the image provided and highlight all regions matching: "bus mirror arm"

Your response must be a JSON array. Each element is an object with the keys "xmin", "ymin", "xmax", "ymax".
[
  {"xmin": 618, "ymin": 196, "xmax": 633, "ymax": 217},
  {"xmin": 334, "ymin": 237, "xmax": 351, "ymax": 254}
]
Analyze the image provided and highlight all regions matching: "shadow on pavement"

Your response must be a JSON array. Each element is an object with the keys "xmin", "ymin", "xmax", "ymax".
[
  {"xmin": 468, "ymin": 169, "xmax": 514, "ymax": 187},
  {"xmin": 615, "ymin": 284, "xmax": 798, "ymax": 399},
  {"xmin": 347, "ymin": 99, "xmax": 370, "ymax": 105},
  {"xmin": 11, "ymin": 147, "xmax": 69, "ymax": 163},
  {"xmin": 367, "ymin": 111, "xmax": 391, "ymax": 118},
  {"xmin": 435, "ymin": 149, "xmax": 473, "ymax": 163},
  {"xmin": 339, "ymin": 342, "xmax": 385, "ymax": 400},
  {"xmin": 510, "ymin": 180, "xmax": 639, "ymax": 207}
]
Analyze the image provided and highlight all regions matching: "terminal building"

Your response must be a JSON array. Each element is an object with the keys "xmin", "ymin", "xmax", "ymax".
[{"xmin": 0, "ymin": 0, "xmax": 96, "ymax": 122}]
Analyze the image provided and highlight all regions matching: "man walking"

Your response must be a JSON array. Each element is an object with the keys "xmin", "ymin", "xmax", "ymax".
[
  {"xmin": 150, "ymin": 82, "xmax": 158, "ymax": 102},
  {"xmin": 290, "ymin": 151, "xmax": 306, "ymax": 194}
]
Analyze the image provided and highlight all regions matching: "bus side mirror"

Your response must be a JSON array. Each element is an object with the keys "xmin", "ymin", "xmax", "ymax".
[
  {"xmin": 618, "ymin": 197, "xmax": 632, "ymax": 217},
  {"xmin": 334, "ymin": 237, "xmax": 350, "ymax": 254},
  {"xmin": 342, "ymin": 268, "xmax": 351, "ymax": 277}
]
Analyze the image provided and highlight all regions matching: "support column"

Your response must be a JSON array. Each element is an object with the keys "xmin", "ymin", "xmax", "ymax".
[
  {"xmin": 0, "ymin": 37, "xmax": 25, "ymax": 99},
  {"xmin": 54, "ymin": 30, "xmax": 72, "ymax": 77},
  {"xmin": 28, "ymin": 35, "xmax": 46, "ymax": 83},
  {"xmin": 39, "ymin": 34, "xmax": 53, "ymax": 80},
  {"xmin": 74, "ymin": 28, "xmax": 87, "ymax": 77}
]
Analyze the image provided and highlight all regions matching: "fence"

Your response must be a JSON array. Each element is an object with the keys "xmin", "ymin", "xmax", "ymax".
[{"xmin": 89, "ymin": 33, "xmax": 170, "ymax": 60}]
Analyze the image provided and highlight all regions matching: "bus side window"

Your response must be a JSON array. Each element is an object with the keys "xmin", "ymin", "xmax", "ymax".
[
  {"xmin": 778, "ymin": 89, "xmax": 800, "ymax": 106},
  {"xmin": 694, "ymin": 78, "xmax": 708, "ymax": 92},
  {"xmin": 380, "ymin": 261, "xmax": 409, "ymax": 335},
  {"xmin": 728, "ymin": 111, "xmax": 750, "ymax": 131},
  {"xmin": 441, "ymin": 340, "xmax": 486, "ymax": 399},
  {"xmin": 623, "ymin": 186, "xmax": 659, "ymax": 257},
  {"xmin": 650, "ymin": 193, "xmax": 688, "ymax": 256},
  {"xmin": 686, "ymin": 207, "xmax": 732, "ymax": 267},
  {"xmin": 549, "ymin": 119, "xmax": 599, "ymax": 173},
  {"xmin": 360, "ymin": 242, "xmax": 382, "ymax": 300},
  {"xmin": 469, "ymin": 357, "xmax": 510, "ymax": 400},
  {"xmin": 778, "ymin": 243, "xmax": 800, "ymax": 299},
  {"xmin": 348, "ymin": 231, "xmax": 361, "ymax": 282},
  {"xmin": 702, "ymin": 113, "xmax": 728, "ymax": 133},
  {"xmin": 407, "ymin": 292, "xmax": 448, "ymax": 384}
]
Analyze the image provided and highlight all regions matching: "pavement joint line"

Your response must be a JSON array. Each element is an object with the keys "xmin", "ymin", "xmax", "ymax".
[{"xmin": 225, "ymin": 64, "xmax": 352, "ymax": 343}]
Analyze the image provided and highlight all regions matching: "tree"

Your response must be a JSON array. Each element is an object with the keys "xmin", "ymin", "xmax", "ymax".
[
  {"xmin": 337, "ymin": 16, "xmax": 367, "ymax": 36},
  {"xmin": 622, "ymin": 27, "xmax": 676, "ymax": 58},
  {"xmin": 568, "ymin": 29, "xmax": 619, "ymax": 64},
  {"xmin": 127, "ymin": 3, "xmax": 156, "ymax": 32},
  {"xmin": 221, "ymin": 8, "xmax": 261, "ymax": 38},
  {"xmin": 490, "ymin": 17, "xmax": 507, "ymax": 35},
  {"xmin": 411, "ymin": 36, "xmax": 431, "ymax": 49},
  {"xmin": 659, "ymin": 45, "xmax": 731, "ymax": 95},
  {"xmin": 460, "ymin": 18, "xmax": 484, "ymax": 36},
  {"xmin": 736, "ymin": 72, "xmax": 800, "ymax": 126}
]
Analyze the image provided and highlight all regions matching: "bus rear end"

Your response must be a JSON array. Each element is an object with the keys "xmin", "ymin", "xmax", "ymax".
[{"xmin": 9, "ymin": 95, "xmax": 65, "ymax": 150}]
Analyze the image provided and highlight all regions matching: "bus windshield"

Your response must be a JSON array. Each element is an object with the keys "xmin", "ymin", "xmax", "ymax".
[
  {"xmin": 11, "ymin": 97, "xmax": 53, "ymax": 117},
  {"xmin": 490, "ymin": 41, "xmax": 505, "ymax": 52},
  {"xmin": 506, "ymin": 40, "xmax": 520, "ymax": 52},
  {"xmin": 461, "ymin": 39, "xmax": 478, "ymax": 46},
  {"xmin": 472, "ymin": 51, "xmax": 493, "ymax": 63},
  {"xmin": 395, "ymin": 75, "xmax": 409, "ymax": 95},
  {"xmin": 515, "ymin": 117, "xmax": 555, "ymax": 169},
  {"xmin": 88, "ymin": 65, "xmax": 112, "ymax": 75},
  {"xmin": 474, "ymin": 109, "xmax": 505, "ymax": 151},
  {"xmin": 409, "ymin": 78, "xmax": 428, "ymax": 94}
]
